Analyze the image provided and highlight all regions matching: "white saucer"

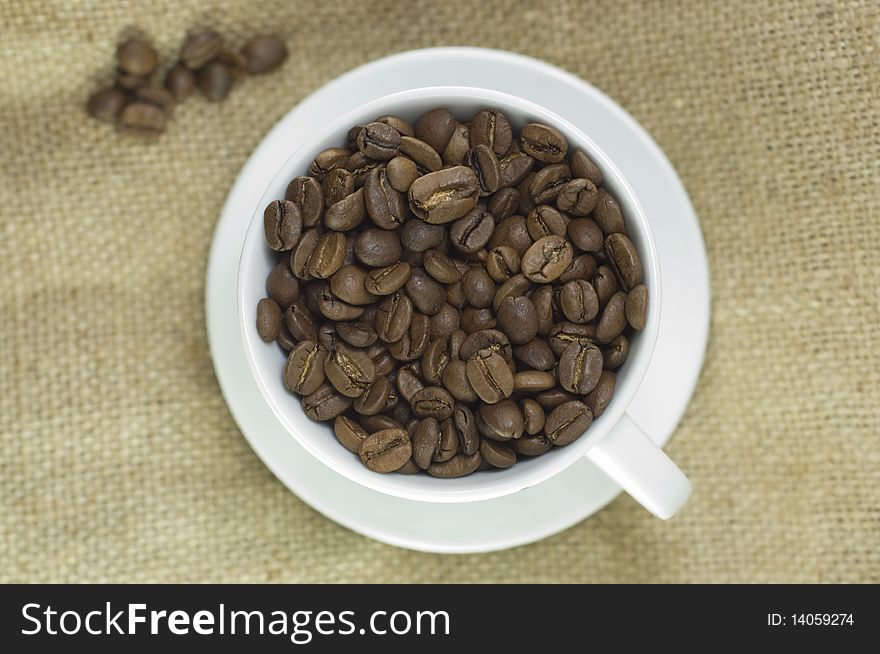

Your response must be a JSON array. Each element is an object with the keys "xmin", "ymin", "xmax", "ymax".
[{"xmin": 206, "ymin": 48, "xmax": 710, "ymax": 553}]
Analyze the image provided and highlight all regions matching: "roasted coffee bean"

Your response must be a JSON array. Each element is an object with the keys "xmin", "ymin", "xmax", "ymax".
[
  {"xmin": 395, "ymin": 365, "xmax": 425, "ymax": 404},
  {"xmin": 526, "ymin": 205, "xmax": 568, "ymax": 241},
  {"xmin": 354, "ymin": 376, "xmax": 392, "ymax": 415},
  {"xmin": 570, "ymin": 150, "xmax": 603, "ymax": 185},
  {"xmin": 256, "ymin": 298, "xmax": 282, "ymax": 341},
  {"xmin": 415, "ymin": 108, "xmax": 456, "ymax": 153},
  {"xmin": 408, "ymin": 166, "xmax": 480, "ymax": 224},
  {"xmin": 359, "ymin": 428, "xmax": 412, "ymax": 473},
  {"xmin": 488, "ymin": 216, "xmax": 532, "ymax": 257},
  {"xmin": 603, "ymin": 334, "xmax": 630, "ymax": 370},
  {"xmin": 441, "ymin": 123, "xmax": 471, "ymax": 165},
  {"xmin": 360, "ymin": 414, "xmax": 404, "ymax": 432},
  {"xmin": 429, "ymin": 303, "xmax": 460, "ymax": 338},
  {"xmin": 595, "ymin": 291, "xmax": 628, "ymax": 344},
  {"xmin": 585, "ymin": 371, "xmax": 616, "ymax": 418},
  {"xmin": 445, "ymin": 280, "xmax": 466, "ymax": 309},
  {"xmin": 521, "ymin": 123, "xmax": 568, "ymax": 163},
  {"xmin": 606, "ymin": 233, "xmax": 643, "ymax": 290},
  {"xmin": 498, "ymin": 152, "xmax": 535, "ymax": 188},
  {"xmin": 593, "ymin": 265, "xmax": 619, "ymax": 306},
  {"xmin": 324, "ymin": 344, "xmax": 375, "ymax": 397},
  {"xmin": 521, "ymin": 236, "xmax": 573, "ymax": 283},
  {"xmin": 567, "ymin": 219, "xmax": 603, "ymax": 255},
  {"xmin": 307, "ymin": 231, "xmax": 347, "ymax": 278},
  {"xmin": 411, "ymin": 386, "xmax": 455, "ymax": 420},
  {"xmin": 263, "ymin": 200, "xmax": 302, "ymax": 251},
  {"xmin": 290, "ymin": 227, "xmax": 321, "ymax": 280},
  {"xmin": 434, "ymin": 419, "xmax": 460, "ymax": 462},
  {"xmin": 460, "ymin": 267, "xmax": 495, "ymax": 308},
  {"xmin": 625, "ymin": 283, "xmax": 648, "ymax": 330},
  {"xmin": 423, "ymin": 249, "xmax": 462, "ymax": 283},
  {"xmin": 514, "ymin": 435, "xmax": 551, "ymax": 456},
  {"xmin": 284, "ymin": 340, "xmax": 327, "ymax": 395},
  {"xmin": 400, "ymin": 218, "xmax": 445, "ymax": 252},
  {"xmin": 284, "ymin": 301, "xmax": 318, "ymax": 342},
  {"xmin": 545, "ymin": 401, "xmax": 593, "ymax": 446},
  {"xmin": 460, "ymin": 306, "xmax": 495, "ymax": 333},
  {"xmin": 391, "ymin": 400, "xmax": 411, "ymax": 425},
  {"xmin": 329, "ymin": 265, "xmax": 377, "ymax": 305},
  {"xmin": 180, "ymin": 29, "xmax": 223, "ymax": 70},
  {"xmin": 363, "ymin": 167, "xmax": 407, "ymax": 230},
  {"xmin": 376, "ymin": 114, "xmax": 414, "ymax": 137},
  {"xmin": 441, "ymin": 359, "xmax": 478, "ymax": 402},
  {"xmin": 556, "ymin": 178, "xmax": 598, "ymax": 216},
  {"xmin": 493, "ymin": 274, "xmax": 532, "ymax": 312},
  {"xmin": 336, "ymin": 320, "xmax": 378, "ymax": 348},
  {"xmin": 376, "ymin": 292, "xmax": 413, "ymax": 343},
  {"xmin": 322, "ymin": 168, "xmax": 355, "ymax": 207},
  {"xmin": 117, "ymin": 38, "xmax": 158, "ymax": 76},
  {"xmin": 477, "ymin": 399, "xmax": 524, "ymax": 441},
  {"xmin": 467, "ymin": 144, "xmax": 502, "ymax": 194},
  {"xmin": 485, "ymin": 246, "xmax": 520, "ymax": 282},
  {"xmin": 309, "ymin": 147, "xmax": 349, "ymax": 180},
  {"xmin": 558, "ymin": 340, "xmax": 603, "ymax": 394},
  {"xmin": 517, "ymin": 173, "xmax": 537, "ymax": 214},
  {"xmin": 513, "ymin": 371, "xmax": 556, "ymax": 394},
  {"xmin": 398, "ymin": 269, "xmax": 441, "ymax": 318},
  {"xmin": 285, "ymin": 176, "xmax": 325, "ymax": 227},
  {"xmin": 480, "ymin": 439, "xmax": 516, "ymax": 468},
  {"xmin": 530, "ymin": 164, "xmax": 571, "ymax": 205},
  {"xmin": 357, "ymin": 121, "xmax": 402, "ymax": 160},
  {"xmin": 117, "ymin": 102, "xmax": 166, "ymax": 138},
  {"xmin": 325, "ymin": 188, "xmax": 366, "ymax": 232},
  {"xmin": 421, "ymin": 337, "xmax": 450, "ymax": 385},
  {"xmin": 198, "ymin": 61, "xmax": 233, "ymax": 101},
  {"xmin": 466, "ymin": 348, "xmax": 514, "ymax": 404},
  {"xmin": 242, "ymin": 35, "xmax": 288, "ymax": 74},
  {"xmin": 488, "ymin": 188, "xmax": 520, "ymax": 221},
  {"xmin": 450, "ymin": 207, "xmax": 494, "ymax": 254},
  {"xmin": 389, "ymin": 313, "xmax": 430, "ymax": 361},
  {"xmin": 365, "ymin": 262, "xmax": 411, "ymax": 296},
  {"xmin": 318, "ymin": 323, "xmax": 340, "ymax": 351},
  {"xmin": 344, "ymin": 151, "xmax": 381, "ymax": 187},
  {"xmin": 453, "ymin": 404, "xmax": 480, "ymax": 455},
  {"xmin": 302, "ymin": 382, "xmax": 352, "ymax": 421},
  {"xmin": 521, "ymin": 398, "xmax": 546, "ymax": 435},
  {"xmin": 334, "ymin": 415, "xmax": 369, "ymax": 453},
  {"xmin": 593, "ymin": 188, "xmax": 627, "ymax": 235},
  {"xmin": 559, "ymin": 254, "xmax": 598, "ymax": 284},
  {"xmin": 87, "ymin": 86, "xmax": 127, "ymax": 122},
  {"xmin": 548, "ymin": 321, "xmax": 595, "ymax": 357},
  {"xmin": 514, "ymin": 338, "xmax": 555, "ymax": 371},
  {"xmin": 470, "ymin": 109, "xmax": 513, "ymax": 156},
  {"xmin": 460, "ymin": 329, "xmax": 512, "ymax": 361},
  {"xmin": 530, "ymin": 286, "xmax": 555, "ymax": 336},
  {"xmin": 496, "ymin": 296, "xmax": 538, "ymax": 345},
  {"xmin": 355, "ymin": 228, "xmax": 402, "ymax": 267},
  {"xmin": 412, "ymin": 418, "xmax": 441, "ymax": 469},
  {"xmin": 427, "ymin": 452, "xmax": 481, "ymax": 478},
  {"xmin": 267, "ymin": 260, "xmax": 300, "ymax": 308},
  {"xmin": 559, "ymin": 279, "xmax": 599, "ymax": 324},
  {"xmin": 399, "ymin": 136, "xmax": 443, "ymax": 172},
  {"xmin": 386, "ymin": 156, "xmax": 420, "ymax": 192}
]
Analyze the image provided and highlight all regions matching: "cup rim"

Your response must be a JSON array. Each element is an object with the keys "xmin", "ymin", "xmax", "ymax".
[{"xmin": 238, "ymin": 85, "xmax": 661, "ymax": 503}]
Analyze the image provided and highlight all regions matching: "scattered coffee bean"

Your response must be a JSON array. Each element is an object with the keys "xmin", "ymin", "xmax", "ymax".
[
  {"xmin": 117, "ymin": 38, "xmax": 158, "ymax": 77},
  {"xmin": 242, "ymin": 35, "xmax": 288, "ymax": 74},
  {"xmin": 87, "ymin": 87, "xmax": 127, "ymax": 122}
]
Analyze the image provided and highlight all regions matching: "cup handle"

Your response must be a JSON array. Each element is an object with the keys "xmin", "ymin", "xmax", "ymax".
[{"xmin": 585, "ymin": 413, "xmax": 692, "ymax": 519}]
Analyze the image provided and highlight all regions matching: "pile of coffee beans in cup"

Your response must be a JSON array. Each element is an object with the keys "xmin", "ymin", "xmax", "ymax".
[
  {"xmin": 256, "ymin": 108, "xmax": 648, "ymax": 478},
  {"xmin": 86, "ymin": 31, "xmax": 287, "ymax": 138}
]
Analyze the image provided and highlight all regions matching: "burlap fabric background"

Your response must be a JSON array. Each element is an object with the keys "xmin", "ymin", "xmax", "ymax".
[{"xmin": 1, "ymin": 0, "xmax": 877, "ymax": 583}]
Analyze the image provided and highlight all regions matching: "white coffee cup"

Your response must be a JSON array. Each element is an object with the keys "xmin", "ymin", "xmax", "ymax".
[{"xmin": 238, "ymin": 86, "xmax": 691, "ymax": 518}]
